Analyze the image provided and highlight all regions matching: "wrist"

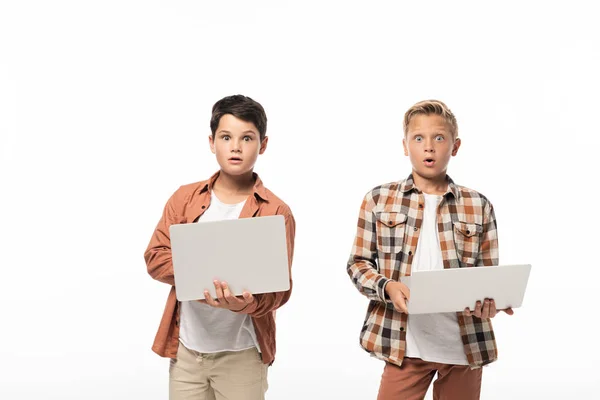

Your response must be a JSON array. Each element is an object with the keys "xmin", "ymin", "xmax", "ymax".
[
  {"xmin": 231, "ymin": 298, "xmax": 254, "ymax": 312},
  {"xmin": 384, "ymin": 280, "xmax": 397, "ymax": 295}
]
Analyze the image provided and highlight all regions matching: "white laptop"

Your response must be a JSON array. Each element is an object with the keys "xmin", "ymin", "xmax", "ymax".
[
  {"xmin": 400, "ymin": 264, "xmax": 531, "ymax": 314},
  {"xmin": 170, "ymin": 215, "xmax": 290, "ymax": 301}
]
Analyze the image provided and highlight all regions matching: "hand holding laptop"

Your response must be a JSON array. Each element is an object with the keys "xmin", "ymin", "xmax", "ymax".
[
  {"xmin": 464, "ymin": 298, "xmax": 514, "ymax": 318},
  {"xmin": 385, "ymin": 281, "xmax": 411, "ymax": 313},
  {"xmin": 386, "ymin": 283, "xmax": 516, "ymax": 318},
  {"xmin": 398, "ymin": 264, "xmax": 531, "ymax": 315},
  {"xmin": 198, "ymin": 280, "xmax": 254, "ymax": 311}
]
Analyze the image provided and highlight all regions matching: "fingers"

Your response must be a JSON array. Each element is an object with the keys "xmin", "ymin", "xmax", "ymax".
[
  {"xmin": 388, "ymin": 283, "xmax": 409, "ymax": 314},
  {"xmin": 241, "ymin": 291, "xmax": 254, "ymax": 304},
  {"xmin": 466, "ymin": 299, "xmax": 503, "ymax": 319},
  {"xmin": 394, "ymin": 294, "xmax": 409, "ymax": 314},
  {"xmin": 399, "ymin": 284, "xmax": 411, "ymax": 301},
  {"xmin": 503, "ymin": 307, "xmax": 514, "ymax": 315},
  {"xmin": 204, "ymin": 281, "xmax": 254, "ymax": 310},
  {"xmin": 481, "ymin": 299, "xmax": 491, "ymax": 319},
  {"xmin": 488, "ymin": 299, "xmax": 497, "ymax": 318},
  {"xmin": 222, "ymin": 282, "xmax": 252, "ymax": 308},
  {"xmin": 203, "ymin": 281, "xmax": 227, "ymax": 308},
  {"xmin": 473, "ymin": 301, "xmax": 483, "ymax": 318},
  {"xmin": 479, "ymin": 299, "xmax": 498, "ymax": 318},
  {"xmin": 393, "ymin": 302, "xmax": 408, "ymax": 314},
  {"xmin": 204, "ymin": 290, "xmax": 219, "ymax": 307},
  {"xmin": 222, "ymin": 282, "xmax": 240, "ymax": 304},
  {"xmin": 214, "ymin": 280, "xmax": 225, "ymax": 299},
  {"xmin": 227, "ymin": 291, "xmax": 254, "ymax": 312}
]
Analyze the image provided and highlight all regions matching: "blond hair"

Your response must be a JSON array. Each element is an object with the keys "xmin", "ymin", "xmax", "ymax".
[{"xmin": 403, "ymin": 100, "xmax": 458, "ymax": 138}]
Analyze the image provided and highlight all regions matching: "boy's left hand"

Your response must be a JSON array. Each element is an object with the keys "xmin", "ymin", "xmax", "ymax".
[
  {"xmin": 464, "ymin": 298, "xmax": 514, "ymax": 319},
  {"xmin": 199, "ymin": 280, "xmax": 254, "ymax": 311}
]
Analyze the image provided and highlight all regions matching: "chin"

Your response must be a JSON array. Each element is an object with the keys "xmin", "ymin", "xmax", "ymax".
[
  {"xmin": 219, "ymin": 164, "xmax": 254, "ymax": 176},
  {"xmin": 415, "ymin": 169, "xmax": 444, "ymax": 179}
]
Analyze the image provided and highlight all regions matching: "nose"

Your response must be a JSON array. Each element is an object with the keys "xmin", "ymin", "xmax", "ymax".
[
  {"xmin": 424, "ymin": 138, "xmax": 435, "ymax": 152},
  {"xmin": 231, "ymin": 139, "xmax": 242, "ymax": 153}
]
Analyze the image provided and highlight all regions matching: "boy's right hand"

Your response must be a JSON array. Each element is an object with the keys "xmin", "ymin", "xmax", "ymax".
[{"xmin": 385, "ymin": 281, "xmax": 410, "ymax": 313}]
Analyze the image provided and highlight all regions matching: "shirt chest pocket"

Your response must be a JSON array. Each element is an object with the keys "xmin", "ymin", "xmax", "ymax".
[
  {"xmin": 375, "ymin": 212, "xmax": 407, "ymax": 254},
  {"xmin": 453, "ymin": 221, "xmax": 483, "ymax": 267}
]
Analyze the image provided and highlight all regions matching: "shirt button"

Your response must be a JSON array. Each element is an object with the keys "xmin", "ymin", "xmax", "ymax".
[
  {"xmin": 413, "ymin": 227, "xmax": 418, "ymax": 231},
  {"xmin": 202, "ymin": 205, "xmax": 206, "ymax": 209},
  {"xmin": 418, "ymin": 204, "xmax": 423, "ymax": 208},
  {"xmin": 466, "ymin": 230, "xmax": 471, "ymax": 234},
  {"xmin": 389, "ymin": 221, "xmax": 393, "ymax": 225},
  {"xmin": 408, "ymin": 251, "xmax": 413, "ymax": 256},
  {"xmin": 399, "ymin": 327, "xmax": 405, "ymax": 332}
]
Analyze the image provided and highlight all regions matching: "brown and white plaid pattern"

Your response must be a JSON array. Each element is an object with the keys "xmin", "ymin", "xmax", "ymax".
[{"xmin": 347, "ymin": 174, "xmax": 499, "ymax": 369}]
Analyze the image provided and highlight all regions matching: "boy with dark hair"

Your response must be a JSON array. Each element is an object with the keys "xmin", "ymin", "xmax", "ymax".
[
  {"xmin": 145, "ymin": 94, "xmax": 295, "ymax": 400},
  {"xmin": 347, "ymin": 100, "xmax": 512, "ymax": 400}
]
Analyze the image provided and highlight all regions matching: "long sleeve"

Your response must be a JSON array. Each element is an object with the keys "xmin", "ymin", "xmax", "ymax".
[
  {"xmin": 476, "ymin": 199, "xmax": 499, "ymax": 267},
  {"xmin": 144, "ymin": 191, "xmax": 182, "ymax": 286},
  {"xmin": 347, "ymin": 190, "xmax": 390, "ymax": 302}
]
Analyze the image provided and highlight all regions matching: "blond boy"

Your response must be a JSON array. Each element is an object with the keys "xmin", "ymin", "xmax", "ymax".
[{"xmin": 347, "ymin": 100, "xmax": 513, "ymax": 399}]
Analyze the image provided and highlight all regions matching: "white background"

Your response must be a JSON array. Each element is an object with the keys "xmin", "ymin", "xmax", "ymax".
[{"xmin": 1, "ymin": 1, "xmax": 598, "ymax": 399}]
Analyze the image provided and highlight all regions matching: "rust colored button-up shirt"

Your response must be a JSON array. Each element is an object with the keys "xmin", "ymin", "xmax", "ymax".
[{"xmin": 145, "ymin": 172, "xmax": 295, "ymax": 365}]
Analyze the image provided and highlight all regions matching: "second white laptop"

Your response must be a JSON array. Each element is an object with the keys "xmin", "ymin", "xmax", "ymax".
[
  {"xmin": 170, "ymin": 215, "xmax": 290, "ymax": 301},
  {"xmin": 400, "ymin": 264, "xmax": 531, "ymax": 314}
]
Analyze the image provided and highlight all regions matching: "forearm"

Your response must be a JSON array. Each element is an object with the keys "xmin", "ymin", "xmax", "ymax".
[
  {"xmin": 145, "ymin": 192, "xmax": 179, "ymax": 286},
  {"xmin": 145, "ymin": 247, "xmax": 175, "ymax": 286},
  {"xmin": 237, "ymin": 288, "xmax": 291, "ymax": 318},
  {"xmin": 347, "ymin": 257, "xmax": 390, "ymax": 302},
  {"xmin": 347, "ymin": 190, "xmax": 387, "ymax": 301}
]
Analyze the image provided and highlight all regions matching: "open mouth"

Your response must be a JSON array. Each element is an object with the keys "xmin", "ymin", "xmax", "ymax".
[{"xmin": 424, "ymin": 158, "xmax": 435, "ymax": 167}]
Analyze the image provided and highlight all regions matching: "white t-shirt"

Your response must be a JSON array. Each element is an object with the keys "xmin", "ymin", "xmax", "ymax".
[
  {"xmin": 405, "ymin": 193, "xmax": 468, "ymax": 365},
  {"xmin": 178, "ymin": 192, "xmax": 260, "ymax": 353}
]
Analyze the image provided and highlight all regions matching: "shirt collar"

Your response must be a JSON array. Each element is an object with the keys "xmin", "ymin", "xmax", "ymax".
[
  {"xmin": 199, "ymin": 171, "xmax": 270, "ymax": 202},
  {"xmin": 400, "ymin": 173, "xmax": 460, "ymax": 199}
]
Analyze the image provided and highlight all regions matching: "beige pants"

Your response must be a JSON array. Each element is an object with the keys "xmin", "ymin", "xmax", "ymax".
[{"xmin": 169, "ymin": 342, "xmax": 268, "ymax": 400}]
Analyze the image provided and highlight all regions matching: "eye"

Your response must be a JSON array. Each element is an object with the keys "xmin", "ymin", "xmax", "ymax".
[
  {"xmin": 435, "ymin": 135, "xmax": 444, "ymax": 142},
  {"xmin": 222, "ymin": 135, "xmax": 230, "ymax": 141},
  {"xmin": 415, "ymin": 136, "xmax": 423, "ymax": 142},
  {"xmin": 243, "ymin": 136, "xmax": 252, "ymax": 142}
]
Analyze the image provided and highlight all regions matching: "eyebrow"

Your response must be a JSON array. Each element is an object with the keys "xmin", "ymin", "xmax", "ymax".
[
  {"xmin": 217, "ymin": 130, "xmax": 257, "ymax": 136},
  {"xmin": 410, "ymin": 131, "xmax": 447, "ymax": 136}
]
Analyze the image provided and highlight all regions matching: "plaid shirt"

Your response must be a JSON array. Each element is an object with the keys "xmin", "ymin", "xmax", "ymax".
[{"xmin": 347, "ymin": 174, "xmax": 499, "ymax": 369}]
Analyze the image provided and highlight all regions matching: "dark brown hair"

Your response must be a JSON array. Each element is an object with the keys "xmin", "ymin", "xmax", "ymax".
[{"xmin": 210, "ymin": 95, "xmax": 267, "ymax": 140}]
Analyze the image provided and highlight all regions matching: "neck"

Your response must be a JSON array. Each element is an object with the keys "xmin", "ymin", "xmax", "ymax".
[
  {"xmin": 412, "ymin": 171, "xmax": 448, "ymax": 195},
  {"xmin": 214, "ymin": 170, "xmax": 255, "ymax": 195}
]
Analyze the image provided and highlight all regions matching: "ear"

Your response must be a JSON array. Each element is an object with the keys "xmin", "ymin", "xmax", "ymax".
[
  {"xmin": 403, "ymin": 137, "xmax": 409, "ymax": 156},
  {"xmin": 209, "ymin": 135, "xmax": 216, "ymax": 154},
  {"xmin": 259, "ymin": 136, "xmax": 269, "ymax": 155},
  {"xmin": 451, "ymin": 137, "xmax": 461, "ymax": 156}
]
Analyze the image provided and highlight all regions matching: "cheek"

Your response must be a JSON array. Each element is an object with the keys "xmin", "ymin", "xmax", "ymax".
[
  {"xmin": 247, "ymin": 142, "xmax": 260, "ymax": 154},
  {"xmin": 407, "ymin": 144, "xmax": 419, "ymax": 156},
  {"xmin": 215, "ymin": 143, "xmax": 230, "ymax": 155}
]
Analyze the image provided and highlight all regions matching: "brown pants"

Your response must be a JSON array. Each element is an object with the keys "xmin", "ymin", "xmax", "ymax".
[
  {"xmin": 377, "ymin": 358, "xmax": 482, "ymax": 400},
  {"xmin": 169, "ymin": 342, "xmax": 268, "ymax": 400}
]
